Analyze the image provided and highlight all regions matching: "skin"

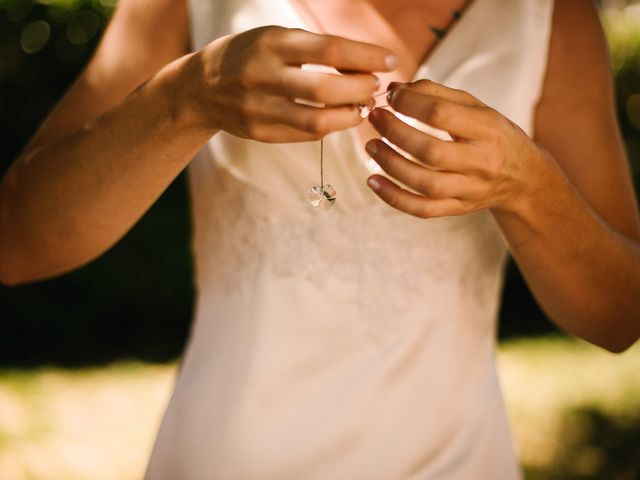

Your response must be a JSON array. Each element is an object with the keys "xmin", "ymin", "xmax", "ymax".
[
  {"xmin": 0, "ymin": 0, "xmax": 637, "ymax": 352},
  {"xmin": 365, "ymin": 2, "xmax": 640, "ymax": 352},
  {"xmin": 288, "ymin": 0, "xmax": 470, "ymax": 145},
  {"xmin": 0, "ymin": 1, "xmax": 393, "ymax": 284}
]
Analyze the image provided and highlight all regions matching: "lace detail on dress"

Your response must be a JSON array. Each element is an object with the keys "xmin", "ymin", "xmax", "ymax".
[
  {"xmin": 147, "ymin": 0, "xmax": 553, "ymax": 476},
  {"xmin": 189, "ymin": 157, "xmax": 508, "ymax": 348}
]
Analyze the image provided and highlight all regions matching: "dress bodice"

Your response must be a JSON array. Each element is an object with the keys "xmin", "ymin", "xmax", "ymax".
[{"xmin": 145, "ymin": 1, "xmax": 555, "ymax": 478}]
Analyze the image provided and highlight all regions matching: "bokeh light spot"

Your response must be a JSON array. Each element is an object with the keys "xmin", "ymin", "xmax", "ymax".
[
  {"xmin": 20, "ymin": 19, "xmax": 51, "ymax": 54},
  {"xmin": 47, "ymin": 4, "xmax": 76, "ymax": 23},
  {"xmin": 66, "ymin": 10, "xmax": 100, "ymax": 45}
]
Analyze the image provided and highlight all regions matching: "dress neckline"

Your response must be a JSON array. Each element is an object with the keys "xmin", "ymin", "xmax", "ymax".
[
  {"xmin": 284, "ymin": 0, "xmax": 481, "ymax": 83},
  {"xmin": 281, "ymin": 0, "xmax": 483, "ymax": 176}
]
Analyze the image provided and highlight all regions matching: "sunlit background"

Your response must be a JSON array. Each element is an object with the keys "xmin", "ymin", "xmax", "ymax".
[{"xmin": 1, "ymin": 0, "xmax": 639, "ymax": 479}]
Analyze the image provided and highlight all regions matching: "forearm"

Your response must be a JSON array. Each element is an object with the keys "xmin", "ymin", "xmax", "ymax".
[
  {"xmin": 0, "ymin": 26, "xmax": 395, "ymax": 285},
  {"xmin": 492, "ymin": 154, "xmax": 640, "ymax": 352},
  {"xmin": 0, "ymin": 54, "xmax": 214, "ymax": 285}
]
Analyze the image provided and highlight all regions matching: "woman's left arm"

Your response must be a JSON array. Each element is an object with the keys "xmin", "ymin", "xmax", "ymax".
[{"xmin": 365, "ymin": 0, "xmax": 640, "ymax": 352}]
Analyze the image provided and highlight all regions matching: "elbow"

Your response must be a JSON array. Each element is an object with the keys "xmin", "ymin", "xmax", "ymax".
[
  {"xmin": 0, "ymin": 267, "xmax": 23, "ymax": 287},
  {"xmin": 602, "ymin": 341, "xmax": 636, "ymax": 355},
  {"xmin": 0, "ymin": 229, "xmax": 27, "ymax": 286},
  {"xmin": 593, "ymin": 313, "xmax": 640, "ymax": 354},
  {"xmin": 603, "ymin": 298, "xmax": 640, "ymax": 353},
  {"xmin": 0, "ymin": 224, "xmax": 39, "ymax": 286},
  {"xmin": 0, "ymin": 250, "xmax": 64, "ymax": 287},
  {"xmin": 552, "ymin": 305, "xmax": 640, "ymax": 354},
  {"xmin": 0, "ymin": 185, "xmax": 25, "ymax": 286},
  {"xmin": 601, "ymin": 330, "xmax": 639, "ymax": 354},
  {"xmin": 0, "ymin": 231, "xmax": 20, "ymax": 286},
  {"xmin": 0, "ymin": 235, "xmax": 97, "ymax": 286},
  {"xmin": 0, "ymin": 240, "xmax": 76, "ymax": 286},
  {"xmin": 0, "ymin": 249, "xmax": 29, "ymax": 287},
  {"xmin": 0, "ymin": 274, "xmax": 24, "ymax": 287},
  {"xmin": 0, "ymin": 202, "xmax": 54, "ymax": 286}
]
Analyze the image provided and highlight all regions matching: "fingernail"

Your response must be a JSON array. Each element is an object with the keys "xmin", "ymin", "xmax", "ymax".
[
  {"xmin": 387, "ymin": 88, "xmax": 398, "ymax": 104},
  {"xmin": 385, "ymin": 54, "xmax": 398, "ymax": 70},
  {"xmin": 365, "ymin": 141, "xmax": 378, "ymax": 155},
  {"xmin": 368, "ymin": 108, "xmax": 381, "ymax": 121},
  {"xmin": 367, "ymin": 177, "xmax": 381, "ymax": 190},
  {"xmin": 373, "ymin": 76, "xmax": 381, "ymax": 89}
]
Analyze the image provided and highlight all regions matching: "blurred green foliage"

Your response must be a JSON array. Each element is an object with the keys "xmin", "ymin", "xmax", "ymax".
[
  {"xmin": 604, "ymin": 8, "xmax": 640, "ymax": 179},
  {"xmin": 499, "ymin": 335, "xmax": 640, "ymax": 480},
  {"xmin": 0, "ymin": 2, "xmax": 639, "ymax": 366},
  {"xmin": 0, "ymin": 0, "xmax": 193, "ymax": 365},
  {"xmin": 528, "ymin": 407, "xmax": 640, "ymax": 479},
  {"xmin": 1, "ymin": 4, "xmax": 640, "ymax": 479}
]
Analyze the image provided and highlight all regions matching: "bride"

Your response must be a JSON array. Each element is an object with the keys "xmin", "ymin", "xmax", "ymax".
[{"xmin": 1, "ymin": 0, "xmax": 638, "ymax": 478}]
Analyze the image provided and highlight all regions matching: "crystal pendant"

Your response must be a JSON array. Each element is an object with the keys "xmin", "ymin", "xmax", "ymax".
[
  {"xmin": 307, "ymin": 184, "xmax": 336, "ymax": 211},
  {"xmin": 358, "ymin": 98, "xmax": 376, "ymax": 119}
]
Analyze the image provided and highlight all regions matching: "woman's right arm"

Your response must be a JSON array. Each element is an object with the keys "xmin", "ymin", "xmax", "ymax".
[{"xmin": 0, "ymin": 0, "xmax": 395, "ymax": 286}]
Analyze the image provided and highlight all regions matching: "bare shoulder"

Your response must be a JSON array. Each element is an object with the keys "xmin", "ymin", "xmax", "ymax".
[
  {"xmin": 534, "ymin": 0, "xmax": 640, "ymax": 239},
  {"xmin": 87, "ymin": 0, "xmax": 190, "ymax": 85}
]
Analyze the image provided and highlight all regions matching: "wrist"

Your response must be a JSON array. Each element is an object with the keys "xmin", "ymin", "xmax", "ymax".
[
  {"xmin": 495, "ymin": 144, "xmax": 552, "ymax": 215},
  {"xmin": 151, "ymin": 51, "xmax": 219, "ymax": 138},
  {"xmin": 491, "ymin": 147, "xmax": 563, "ymax": 238}
]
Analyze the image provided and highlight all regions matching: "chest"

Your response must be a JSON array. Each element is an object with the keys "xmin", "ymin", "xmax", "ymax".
[
  {"xmin": 290, "ymin": 0, "xmax": 469, "ymax": 84},
  {"xmin": 289, "ymin": 0, "xmax": 470, "ymax": 146},
  {"xmin": 190, "ymin": 0, "xmax": 552, "ymax": 215}
]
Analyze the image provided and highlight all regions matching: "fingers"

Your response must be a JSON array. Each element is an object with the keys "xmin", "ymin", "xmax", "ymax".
[
  {"xmin": 366, "ymin": 175, "xmax": 466, "ymax": 219},
  {"xmin": 276, "ymin": 29, "xmax": 398, "ymax": 73},
  {"xmin": 386, "ymin": 85, "xmax": 493, "ymax": 140},
  {"xmin": 365, "ymin": 139, "xmax": 478, "ymax": 198},
  {"xmin": 253, "ymin": 124, "xmax": 320, "ymax": 143},
  {"xmin": 368, "ymin": 109, "xmax": 472, "ymax": 171},
  {"xmin": 236, "ymin": 93, "xmax": 363, "ymax": 141},
  {"xmin": 275, "ymin": 67, "xmax": 379, "ymax": 106},
  {"xmin": 393, "ymin": 79, "xmax": 484, "ymax": 107},
  {"xmin": 363, "ymin": 80, "xmax": 515, "ymax": 218},
  {"xmin": 280, "ymin": 101, "xmax": 362, "ymax": 136}
]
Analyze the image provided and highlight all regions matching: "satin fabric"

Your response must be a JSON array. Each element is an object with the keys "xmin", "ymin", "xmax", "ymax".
[{"xmin": 145, "ymin": 0, "xmax": 554, "ymax": 478}]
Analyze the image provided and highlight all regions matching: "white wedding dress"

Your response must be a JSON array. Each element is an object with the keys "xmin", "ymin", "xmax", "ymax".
[{"xmin": 145, "ymin": 0, "xmax": 555, "ymax": 478}]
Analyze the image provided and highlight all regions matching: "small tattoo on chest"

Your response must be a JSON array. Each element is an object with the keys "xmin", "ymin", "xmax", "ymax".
[{"xmin": 430, "ymin": 10, "xmax": 462, "ymax": 39}]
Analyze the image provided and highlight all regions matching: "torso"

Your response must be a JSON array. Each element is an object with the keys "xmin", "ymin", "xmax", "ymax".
[
  {"xmin": 146, "ymin": 1, "xmax": 556, "ymax": 476},
  {"xmin": 289, "ymin": 0, "xmax": 471, "ymax": 147}
]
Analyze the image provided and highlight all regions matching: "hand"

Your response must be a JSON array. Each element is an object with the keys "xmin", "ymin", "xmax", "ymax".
[
  {"xmin": 177, "ymin": 26, "xmax": 397, "ymax": 142},
  {"xmin": 365, "ymin": 80, "xmax": 553, "ymax": 218}
]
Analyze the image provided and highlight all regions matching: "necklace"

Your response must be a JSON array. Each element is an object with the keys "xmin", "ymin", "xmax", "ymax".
[
  {"xmin": 301, "ymin": 2, "xmax": 466, "ymax": 211},
  {"xmin": 306, "ymin": 91, "xmax": 386, "ymax": 211},
  {"xmin": 306, "ymin": 139, "xmax": 337, "ymax": 211}
]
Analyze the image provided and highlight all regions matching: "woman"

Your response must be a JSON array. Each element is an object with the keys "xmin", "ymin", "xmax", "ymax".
[{"xmin": 1, "ymin": 0, "xmax": 638, "ymax": 478}]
